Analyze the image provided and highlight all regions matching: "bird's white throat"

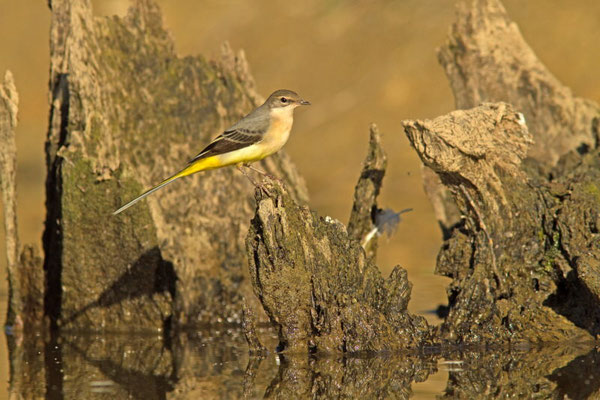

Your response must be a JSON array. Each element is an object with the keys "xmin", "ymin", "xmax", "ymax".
[{"xmin": 269, "ymin": 105, "xmax": 296, "ymax": 121}]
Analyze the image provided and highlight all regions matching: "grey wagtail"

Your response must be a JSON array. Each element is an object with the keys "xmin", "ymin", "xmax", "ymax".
[{"xmin": 113, "ymin": 89, "xmax": 310, "ymax": 215}]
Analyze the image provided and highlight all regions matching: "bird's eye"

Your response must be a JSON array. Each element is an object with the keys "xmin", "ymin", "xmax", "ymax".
[{"xmin": 280, "ymin": 97, "xmax": 288, "ymax": 103}]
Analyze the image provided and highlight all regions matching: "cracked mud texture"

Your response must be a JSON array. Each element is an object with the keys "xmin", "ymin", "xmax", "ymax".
[
  {"xmin": 44, "ymin": 0, "xmax": 308, "ymax": 331},
  {"xmin": 246, "ymin": 131, "xmax": 431, "ymax": 353}
]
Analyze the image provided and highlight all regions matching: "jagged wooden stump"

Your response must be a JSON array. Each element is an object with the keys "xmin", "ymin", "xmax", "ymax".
[
  {"xmin": 405, "ymin": 102, "xmax": 600, "ymax": 342},
  {"xmin": 246, "ymin": 129, "xmax": 430, "ymax": 353},
  {"xmin": 44, "ymin": 0, "xmax": 307, "ymax": 331},
  {"xmin": 438, "ymin": 0, "xmax": 599, "ymax": 166},
  {"xmin": 402, "ymin": 0, "xmax": 600, "ymax": 344}
]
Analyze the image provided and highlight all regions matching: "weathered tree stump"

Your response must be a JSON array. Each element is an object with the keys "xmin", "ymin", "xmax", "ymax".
[
  {"xmin": 404, "ymin": 0, "xmax": 600, "ymax": 343},
  {"xmin": 438, "ymin": 0, "xmax": 599, "ymax": 166},
  {"xmin": 0, "ymin": 71, "xmax": 45, "ymax": 334},
  {"xmin": 246, "ymin": 128, "xmax": 430, "ymax": 353},
  {"xmin": 0, "ymin": 71, "xmax": 47, "ymax": 400},
  {"xmin": 43, "ymin": 0, "xmax": 307, "ymax": 331},
  {"xmin": 347, "ymin": 124, "xmax": 387, "ymax": 262},
  {"xmin": 0, "ymin": 71, "xmax": 21, "ymax": 326}
]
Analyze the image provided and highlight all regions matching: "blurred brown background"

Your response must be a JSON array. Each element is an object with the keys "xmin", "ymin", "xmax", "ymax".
[{"xmin": 0, "ymin": 0, "xmax": 599, "ymax": 321}]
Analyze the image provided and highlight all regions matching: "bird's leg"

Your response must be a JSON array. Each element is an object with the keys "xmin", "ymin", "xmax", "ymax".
[
  {"xmin": 236, "ymin": 164, "xmax": 274, "ymax": 195},
  {"xmin": 244, "ymin": 163, "xmax": 283, "ymax": 184},
  {"xmin": 236, "ymin": 163, "xmax": 261, "ymax": 186}
]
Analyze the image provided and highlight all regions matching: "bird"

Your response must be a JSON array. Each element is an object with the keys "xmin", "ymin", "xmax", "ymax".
[{"xmin": 113, "ymin": 89, "xmax": 310, "ymax": 215}]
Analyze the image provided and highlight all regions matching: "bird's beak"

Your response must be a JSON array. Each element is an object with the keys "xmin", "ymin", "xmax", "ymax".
[{"xmin": 299, "ymin": 99, "xmax": 311, "ymax": 106}]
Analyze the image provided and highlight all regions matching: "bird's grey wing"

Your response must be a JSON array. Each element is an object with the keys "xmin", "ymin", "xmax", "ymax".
[
  {"xmin": 188, "ymin": 107, "xmax": 270, "ymax": 164},
  {"xmin": 227, "ymin": 104, "xmax": 270, "ymax": 132}
]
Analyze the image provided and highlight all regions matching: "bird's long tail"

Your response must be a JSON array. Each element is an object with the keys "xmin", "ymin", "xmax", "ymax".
[
  {"xmin": 112, "ymin": 157, "xmax": 216, "ymax": 215},
  {"xmin": 112, "ymin": 172, "xmax": 182, "ymax": 215}
]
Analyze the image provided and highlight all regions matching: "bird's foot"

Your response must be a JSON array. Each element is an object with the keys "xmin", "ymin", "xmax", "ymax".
[
  {"xmin": 236, "ymin": 164, "xmax": 272, "ymax": 195},
  {"xmin": 242, "ymin": 164, "xmax": 284, "ymax": 185}
]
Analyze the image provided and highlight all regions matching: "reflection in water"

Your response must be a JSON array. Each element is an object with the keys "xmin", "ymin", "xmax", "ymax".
[
  {"xmin": 263, "ymin": 353, "xmax": 438, "ymax": 399},
  {"xmin": 4, "ymin": 327, "xmax": 599, "ymax": 399},
  {"xmin": 549, "ymin": 348, "xmax": 600, "ymax": 400},
  {"xmin": 439, "ymin": 343, "xmax": 598, "ymax": 399}
]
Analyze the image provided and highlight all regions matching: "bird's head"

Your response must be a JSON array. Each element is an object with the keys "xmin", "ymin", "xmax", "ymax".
[{"xmin": 265, "ymin": 89, "xmax": 310, "ymax": 110}]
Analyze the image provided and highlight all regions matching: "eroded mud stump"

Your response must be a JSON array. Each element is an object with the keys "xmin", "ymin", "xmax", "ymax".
[
  {"xmin": 405, "ymin": 0, "xmax": 600, "ymax": 344},
  {"xmin": 44, "ymin": 0, "xmax": 307, "ymax": 331},
  {"xmin": 246, "ymin": 129, "xmax": 431, "ymax": 353},
  {"xmin": 405, "ymin": 102, "xmax": 600, "ymax": 343}
]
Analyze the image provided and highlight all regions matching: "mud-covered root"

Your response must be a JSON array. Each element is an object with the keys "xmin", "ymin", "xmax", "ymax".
[
  {"xmin": 246, "ymin": 131, "xmax": 432, "ymax": 354},
  {"xmin": 347, "ymin": 123, "xmax": 387, "ymax": 262},
  {"xmin": 403, "ymin": 0, "xmax": 600, "ymax": 344},
  {"xmin": 438, "ymin": 0, "xmax": 599, "ymax": 166},
  {"xmin": 404, "ymin": 102, "xmax": 599, "ymax": 343}
]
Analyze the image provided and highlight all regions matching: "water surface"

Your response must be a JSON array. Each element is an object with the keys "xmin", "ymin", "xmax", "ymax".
[{"xmin": 3, "ymin": 292, "xmax": 598, "ymax": 399}]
